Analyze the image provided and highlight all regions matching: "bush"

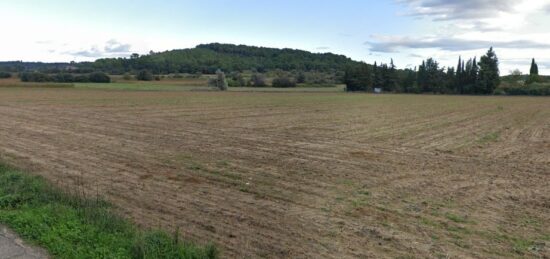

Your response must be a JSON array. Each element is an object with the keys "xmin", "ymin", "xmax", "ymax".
[
  {"xmin": 88, "ymin": 72, "xmax": 111, "ymax": 83},
  {"xmin": 228, "ymin": 72, "xmax": 246, "ymax": 87},
  {"xmin": 272, "ymin": 76, "xmax": 297, "ymax": 88},
  {"xmin": 0, "ymin": 71, "xmax": 11, "ymax": 78},
  {"xmin": 74, "ymin": 75, "xmax": 90, "ymax": 83},
  {"xmin": 53, "ymin": 73, "xmax": 75, "ymax": 83},
  {"xmin": 136, "ymin": 70, "xmax": 153, "ymax": 81},
  {"xmin": 249, "ymin": 73, "xmax": 267, "ymax": 87},
  {"xmin": 498, "ymin": 83, "xmax": 550, "ymax": 96},
  {"xmin": 296, "ymin": 71, "xmax": 306, "ymax": 84},
  {"xmin": 209, "ymin": 69, "xmax": 227, "ymax": 91},
  {"xmin": 123, "ymin": 73, "xmax": 132, "ymax": 80},
  {"xmin": 19, "ymin": 72, "xmax": 110, "ymax": 83},
  {"xmin": 154, "ymin": 75, "xmax": 161, "ymax": 81},
  {"xmin": 20, "ymin": 72, "xmax": 51, "ymax": 82}
]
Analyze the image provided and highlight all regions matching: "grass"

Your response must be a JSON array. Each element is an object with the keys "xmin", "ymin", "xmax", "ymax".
[
  {"xmin": 477, "ymin": 131, "xmax": 500, "ymax": 144},
  {"xmin": 75, "ymin": 82, "xmax": 204, "ymax": 91},
  {"xmin": 0, "ymin": 163, "xmax": 218, "ymax": 259}
]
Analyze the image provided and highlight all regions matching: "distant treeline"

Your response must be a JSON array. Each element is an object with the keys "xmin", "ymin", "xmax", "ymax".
[
  {"xmin": 345, "ymin": 48, "xmax": 548, "ymax": 96},
  {"xmin": 20, "ymin": 72, "xmax": 111, "ymax": 83},
  {"xmin": 1, "ymin": 43, "xmax": 547, "ymax": 95},
  {"xmin": 0, "ymin": 71, "xmax": 11, "ymax": 78}
]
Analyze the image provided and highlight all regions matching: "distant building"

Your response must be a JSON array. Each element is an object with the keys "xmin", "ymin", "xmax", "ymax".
[{"xmin": 374, "ymin": 88, "xmax": 382, "ymax": 93}]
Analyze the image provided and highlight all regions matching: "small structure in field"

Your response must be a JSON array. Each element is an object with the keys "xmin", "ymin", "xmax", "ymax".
[{"xmin": 374, "ymin": 88, "xmax": 382, "ymax": 93}]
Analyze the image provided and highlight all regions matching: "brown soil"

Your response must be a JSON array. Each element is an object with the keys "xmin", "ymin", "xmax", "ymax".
[{"xmin": 0, "ymin": 87, "xmax": 548, "ymax": 258}]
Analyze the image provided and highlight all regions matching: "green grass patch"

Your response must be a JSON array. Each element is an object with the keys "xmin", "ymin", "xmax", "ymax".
[
  {"xmin": 0, "ymin": 163, "xmax": 217, "ymax": 259},
  {"xmin": 477, "ymin": 132, "xmax": 500, "ymax": 144},
  {"xmin": 445, "ymin": 213, "xmax": 468, "ymax": 224}
]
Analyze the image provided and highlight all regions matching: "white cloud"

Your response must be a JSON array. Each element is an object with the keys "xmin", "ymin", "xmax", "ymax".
[
  {"xmin": 62, "ymin": 40, "xmax": 133, "ymax": 58},
  {"xmin": 397, "ymin": 0, "xmax": 550, "ymax": 31},
  {"xmin": 366, "ymin": 36, "xmax": 550, "ymax": 52}
]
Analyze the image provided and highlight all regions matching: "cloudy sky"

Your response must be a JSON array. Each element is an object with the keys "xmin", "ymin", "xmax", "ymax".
[{"xmin": 1, "ymin": 0, "xmax": 549, "ymax": 74}]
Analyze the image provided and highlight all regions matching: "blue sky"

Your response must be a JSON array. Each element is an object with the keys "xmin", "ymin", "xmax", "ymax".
[{"xmin": 1, "ymin": 0, "xmax": 549, "ymax": 74}]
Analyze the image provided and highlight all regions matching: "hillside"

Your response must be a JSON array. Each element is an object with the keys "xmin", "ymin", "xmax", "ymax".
[{"xmin": 85, "ymin": 43, "xmax": 360, "ymax": 74}]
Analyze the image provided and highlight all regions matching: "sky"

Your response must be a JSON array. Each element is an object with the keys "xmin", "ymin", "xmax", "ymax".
[{"xmin": 0, "ymin": 0, "xmax": 549, "ymax": 74}]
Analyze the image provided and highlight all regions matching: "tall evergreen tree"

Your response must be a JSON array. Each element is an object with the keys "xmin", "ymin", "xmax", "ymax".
[
  {"xmin": 373, "ymin": 62, "xmax": 384, "ymax": 88},
  {"xmin": 402, "ymin": 68, "xmax": 416, "ymax": 93},
  {"xmin": 456, "ymin": 56, "xmax": 463, "ymax": 93},
  {"xmin": 386, "ymin": 59, "xmax": 399, "ymax": 92},
  {"xmin": 468, "ymin": 57, "xmax": 480, "ymax": 93},
  {"xmin": 446, "ymin": 67, "xmax": 455, "ymax": 93},
  {"xmin": 478, "ymin": 47, "xmax": 500, "ymax": 94},
  {"xmin": 417, "ymin": 60, "xmax": 426, "ymax": 90},
  {"xmin": 528, "ymin": 58, "xmax": 540, "ymax": 84},
  {"xmin": 530, "ymin": 58, "xmax": 539, "ymax": 75}
]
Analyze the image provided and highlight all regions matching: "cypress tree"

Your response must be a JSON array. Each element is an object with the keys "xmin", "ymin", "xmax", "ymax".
[
  {"xmin": 417, "ymin": 60, "xmax": 426, "ymax": 90},
  {"xmin": 478, "ymin": 47, "xmax": 500, "ymax": 94},
  {"xmin": 530, "ymin": 58, "xmax": 539, "ymax": 76},
  {"xmin": 387, "ymin": 59, "xmax": 399, "ymax": 92},
  {"xmin": 470, "ymin": 57, "xmax": 480, "ymax": 93},
  {"xmin": 528, "ymin": 58, "xmax": 540, "ymax": 84},
  {"xmin": 456, "ymin": 56, "xmax": 463, "ymax": 93}
]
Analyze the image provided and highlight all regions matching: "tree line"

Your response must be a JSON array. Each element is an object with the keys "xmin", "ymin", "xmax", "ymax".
[
  {"xmin": 345, "ymin": 47, "xmax": 547, "ymax": 95},
  {"xmin": 19, "ymin": 72, "xmax": 111, "ymax": 83}
]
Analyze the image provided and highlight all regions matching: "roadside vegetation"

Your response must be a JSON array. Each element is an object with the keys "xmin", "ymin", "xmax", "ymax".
[
  {"xmin": 20, "ymin": 71, "xmax": 111, "ymax": 83},
  {"xmin": 0, "ymin": 163, "xmax": 218, "ymax": 259}
]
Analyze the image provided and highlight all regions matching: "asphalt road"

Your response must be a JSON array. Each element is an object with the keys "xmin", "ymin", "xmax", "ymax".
[{"xmin": 0, "ymin": 225, "xmax": 48, "ymax": 259}]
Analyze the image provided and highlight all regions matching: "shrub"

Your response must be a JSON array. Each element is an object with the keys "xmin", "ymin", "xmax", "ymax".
[
  {"xmin": 0, "ymin": 71, "xmax": 11, "ymax": 78},
  {"xmin": 19, "ymin": 72, "xmax": 51, "ymax": 82},
  {"xmin": 136, "ymin": 70, "xmax": 153, "ymax": 81},
  {"xmin": 88, "ymin": 72, "xmax": 111, "ymax": 83},
  {"xmin": 74, "ymin": 75, "xmax": 90, "ymax": 82},
  {"xmin": 154, "ymin": 75, "xmax": 161, "ymax": 81},
  {"xmin": 296, "ymin": 71, "xmax": 306, "ymax": 84},
  {"xmin": 228, "ymin": 72, "xmax": 246, "ymax": 87},
  {"xmin": 209, "ymin": 69, "xmax": 227, "ymax": 91},
  {"xmin": 249, "ymin": 73, "xmax": 267, "ymax": 87},
  {"xmin": 53, "ymin": 73, "xmax": 75, "ymax": 83},
  {"xmin": 272, "ymin": 76, "xmax": 297, "ymax": 88},
  {"xmin": 123, "ymin": 73, "xmax": 132, "ymax": 80},
  {"xmin": 498, "ymin": 83, "xmax": 550, "ymax": 96}
]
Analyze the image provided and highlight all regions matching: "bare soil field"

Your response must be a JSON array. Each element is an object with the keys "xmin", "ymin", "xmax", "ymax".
[{"xmin": 0, "ymin": 87, "xmax": 548, "ymax": 258}]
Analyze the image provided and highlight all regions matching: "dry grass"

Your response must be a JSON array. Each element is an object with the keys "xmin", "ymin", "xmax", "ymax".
[{"xmin": 0, "ymin": 86, "xmax": 548, "ymax": 258}]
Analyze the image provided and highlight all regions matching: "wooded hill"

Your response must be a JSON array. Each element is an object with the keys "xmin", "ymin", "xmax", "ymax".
[{"xmin": 83, "ymin": 43, "xmax": 360, "ymax": 74}]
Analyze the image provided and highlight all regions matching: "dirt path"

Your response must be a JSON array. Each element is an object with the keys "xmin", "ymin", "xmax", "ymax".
[
  {"xmin": 0, "ymin": 225, "xmax": 48, "ymax": 259},
  {"xmin": 0, "ymin": 88, "xmax": 548, "ymax": 258}
]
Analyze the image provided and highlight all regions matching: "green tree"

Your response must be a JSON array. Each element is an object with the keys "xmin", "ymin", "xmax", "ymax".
[
  {"xmin": 296, "ymin": 71, "xmax": 306, "ymax": 84},
  {"xmin": 385, "ymin": 59, "xmax": 399, "ymax": 92},
  {"xmin": 455, "ymin": 56, "xmax": 464, "ymax": 94},
  {"xmin": 401, "ymin": 68, "xmax": 417, "ymax": 93},
  {"xmin": 88, "ymin": 72, "xmax": 111, "ymax": 83},
  {"xmin": 373, "ymin": 62, "xmax": 384, "ymax": 88},
  {"xmin": 528, "ymin": 58, "xmax": 540, "ymax": 84},
  {"xmin": 478, "ymin": 47, "xmax": 500, "ymax": 94},
  {"xmin": 344, "ymin": 63, "xmax": 372, "ymax": 92}
]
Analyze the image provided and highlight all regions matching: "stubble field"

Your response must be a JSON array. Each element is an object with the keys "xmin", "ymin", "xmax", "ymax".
[{"xmin": 0, "ymin": 86, "xmax": 548, "ymax": 258}]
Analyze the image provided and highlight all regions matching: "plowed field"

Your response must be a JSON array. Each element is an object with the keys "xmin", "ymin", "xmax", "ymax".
[{"xmin": 0, "ymin": 87, "xmax": 548, "ymax": 258}]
